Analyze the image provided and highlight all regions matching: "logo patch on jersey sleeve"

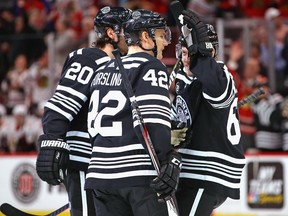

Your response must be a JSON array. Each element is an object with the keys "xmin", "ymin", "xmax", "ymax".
[{"xmin": 175, "ymin": 95, "xmax": 191, "ymax": 126}]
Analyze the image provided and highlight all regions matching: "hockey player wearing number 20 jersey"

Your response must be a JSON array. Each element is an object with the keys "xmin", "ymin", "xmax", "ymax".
[
  {"xmin": 171, "ymin": 15, "xmax": 246, "ymax": 216},
  {"xmin": 86, "ymin": 9, "xmax": 182, "ymax": 216},
  {"xmin": 36, "ymin": 6, "xmax": 132, "ymax": 216}
]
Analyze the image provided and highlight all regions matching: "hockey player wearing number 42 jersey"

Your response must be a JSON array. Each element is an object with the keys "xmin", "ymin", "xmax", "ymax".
[
  {"xmin": 170, "ymin": 11, "xmax": 246, "ymax": 216},
  {"xmin": 86, "ymin": 9, "xmax": 182, "ymax": 216},
  {"xmin": 36, "ymin": 6, "xmax": 132, "ymax": 216}
]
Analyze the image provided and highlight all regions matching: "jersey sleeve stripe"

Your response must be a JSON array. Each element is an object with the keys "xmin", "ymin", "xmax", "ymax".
[
  {"xmin": 69, "ymin": 140, "xmax": 92, "ymax": 148},
  {"xmin": 70, "ymin": 146, "xmax": 92, "ymax": 154},
  {"xmin": 140, "ymin": 107, "xmax": 170, "ymax": 116},
  {"xmin": 45, "ymin": 102, "xmax": 73, "ymax": 121},
  {"xmin": 86, "ymin": 170, "xmax": 156, "ymax": 179},
  {"xmin": 56, "ymin": 85, "xmax": 87, "ymax": 101},
  {"xmin": 49, "ymin": 97, "xmax": 78, "ymax": 115},
  {"xmin": 89, "ymin": 162, "xmax": 152, "ymax": 169},
  {"xmin": 77, "ymin": 48, "xmax": 83, "ymax": 55},
  {"xmin": 180, "ymin": 173, "xmax": 241, "ymax": 189},
  {"xmin": 70, "ymin": 155, "xmax": 90, "ymax": 163},
  {"xmin": 182, "ymin": 159, "xmax": 244, "ymax": 173},
  {"xmin": 133, "ymin": 118, "xmax": 171, "ymax": 128},
  {"xmin": 66, "ymin": 131, "xmax": 90, "ymax": 138},
  {"xmin": 90, "ymin": 154, "xmax": 151, "ymax": 162},
  {"xmin": 52, "ymin": 93, "xmax": 81, "ymax": 110},
  {"xmin": 182, "ymin": 165, "xmax": 242, "ymax": 179},
  {"xmin": 178, "ymin": 148, "xmax": 246, "ymax": 164},
  {"xmin": 92, "ymin": 143, "xmax": 145, "ymax": 153},
  {"xmin": 123, "ymin": 63, "xmax": 141, "ymax": 69},
  {"xmin": 176, "ymin": 73, "xmax": 193, "ymax": 84},
  {"xmin": 122, "ymin": 57, "xmax": 149, "ymax": 62},
  {"xmin": 95, "ymin": 56, "xmax": 110, "ymax": 65},
  {"xmin": 139, "ymin": 104, "xmax": 171, "ymax": 114},
  {"xmin": 136, "ymin": 94, "xmax": 171, "ymax": 104},
  {"xmin": 202, "ymin": 64, "xmax": 232, "ymax": 101}
]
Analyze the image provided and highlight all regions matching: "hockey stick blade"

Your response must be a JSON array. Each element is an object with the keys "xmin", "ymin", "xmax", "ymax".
[
  {"xmin": 237, "ymin": 87, "xmax": 265, "ymax": 108},
  {"xmin": 0, "ymin": 203, "xmax": 69, "ymax": 216},
  {"xmin": 169, "ymin": 1, "xmax": 194, "ymax": 47}
]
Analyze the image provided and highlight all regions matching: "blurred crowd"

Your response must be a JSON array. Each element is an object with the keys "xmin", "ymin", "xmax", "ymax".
[{"xmin": 1, "ymin": 0, "xmax": 288, "ymax": 153}]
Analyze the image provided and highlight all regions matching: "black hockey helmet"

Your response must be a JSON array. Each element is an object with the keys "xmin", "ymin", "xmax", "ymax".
[
  {"xmin": 206, "ymin": 24, "xmax": 219, "ymax": 55},
  {"xmin": 124, "ymin": 9, "xmax": 171, "ymax": 56},
  {"xmin": 94, "ymin": 6, "xmax": 132, "ymax": 37}
]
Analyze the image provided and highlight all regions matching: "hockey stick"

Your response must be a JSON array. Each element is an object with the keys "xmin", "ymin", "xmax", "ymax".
[
  {"xmin": 168, "ymin": 43, "xmax": 183, "ymax": 89},
  {"xmin": 168, "ymin": 58, "xmax": 182, "ymax": 89},
  {"xmin": 112, "ymin": 49, "xmax": 179, "ymax": 216},
  {"xmin": 0, "ymin": 203, "xmax": 69, "ymax": 216},
  {"xmin": 237, "ymin": 87, "xmax": 265, "ymax": 108},
  {"xmin": 170, "ymin": 1, "xmax": 193, "ymax": 48}
]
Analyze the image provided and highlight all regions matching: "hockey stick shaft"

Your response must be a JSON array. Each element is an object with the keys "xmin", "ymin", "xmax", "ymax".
[
  {"xmin": 112, "ymin": 49, "xmax": 179, "ymax": 216},
  {"xmin": 112, "ymin": 50, "xmax": 161, "ymax": 172},
  {"xmin": 170, "ymin": 1, "xmax": 193, "ymax": 47},
  {"xmin": 0, "ymin": 203, "xmax": 69, "ymax": 216},
  {"xmin": 168, "ymin": 58, "xmax": 182, "ymax": 89},
  {"xmin": 237, "ymin": 87, "xmax": 265, "ymax": 108}
]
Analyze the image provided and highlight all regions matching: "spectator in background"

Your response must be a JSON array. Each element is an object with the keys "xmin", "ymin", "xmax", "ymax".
[
  {"xmin": 0, "ymin": 104, "xmax": 9, "ymax": 153},
  {"xmin": 24, "ymin": 8, "xmax": 48, "ymax": 64},
  {"xmin": 251, "ymin": 79, "xmax": 284, "ymax": 151},
  {"xmin": 1, "ymin": 54, "xmax": 29, "ymax": 114},
  {"xmin": 238, "ymin": 57, "xmax": 266, "ymax": 152},
  {"xmin": 227, "ymin": 38, "xmax": 244, "ymax": 78},
  {"xmin": 56, "ymin": 0, "xmax": 83, "ymax": 38},
  {"xmin": 76, "ymin": 14, "xmax": 95, "ymax": 48},
  {"xmin": 54, "ymin": 16, "xmax": 77, "ymax": 68},
  {"xmin": 187, "ymin": 0, "xmax": 218, "ymax": 17},
  {"xmin": 0, "ymin": 9, "xmax": 15, "ymax": 82},
  {"xmin": 7, "ymin": 15, "xmax": 28, "ymax": 65},
  {"xmin": 216, "ymin": 0, "xmax": 245, "ymax": 18},
  {"xmin": 6, "ymin": 104, "xmax": 38, "ymax": 152},
  {"xmin": 260, "ymin": 7, "xmax": 288, "ymax": 93},
  {"xmin": 124, "ymin": 0, "xmax": 168, "ymax": 16},
  {"xmin": 26, "ymin": 49, "xmax": 54, "ymax": 115},
  {"xmin": 249, "ymin": 42, "xmax": 268, "ymax": 77},
  {"xmin": 281, "ymin": 98, "xmax": 288, "ymax": 151}
]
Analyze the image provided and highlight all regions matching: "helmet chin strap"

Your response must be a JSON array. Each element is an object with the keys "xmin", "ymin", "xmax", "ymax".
[{"xmin": 139, "ymin": 39, "xmax": 157, "ymax": 57}]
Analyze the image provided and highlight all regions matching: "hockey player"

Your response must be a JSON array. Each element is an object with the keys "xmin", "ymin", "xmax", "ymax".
[
  {"xmin": 85, "ymin": 9, "xmax": 182, "ymax": 216},
  {"xmin": 171, "ymin": 13, "xmax": 246, "ymax": 216},
  {"xmin": 35, "ymin": 6, "xmax": 132, "ymax": 216}
]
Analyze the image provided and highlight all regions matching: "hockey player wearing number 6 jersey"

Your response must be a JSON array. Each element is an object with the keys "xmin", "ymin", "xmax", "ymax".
[
  {"xmin": 170, "ymin": 12, "xmax": 246, "ymax": 216},
  {"xmin": 35, "ymin": 6, "xmax": 132, "ymax": 216},
  {"xmin": 85, "ymin": 9, "xmax": 182, "ymax": 216}
]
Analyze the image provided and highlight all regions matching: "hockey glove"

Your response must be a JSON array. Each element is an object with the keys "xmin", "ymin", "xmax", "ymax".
[
  {"xmin": 171, "ymin": 120, "xmax": 188, "ymax": 147},
  {"xmin": 182, "ymin": 10, "xmax": 213, "ymax": 57},
  {"xmin": 36, "ymin": 134, "xmax": 69, "ymax": 185},
  {"xmin": 150, "ymin": 151, "xmax": 182, "ymax": 202}
]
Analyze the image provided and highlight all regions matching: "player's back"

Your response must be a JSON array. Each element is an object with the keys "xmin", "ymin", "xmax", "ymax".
[
  {"xmin": 173, "ymin": 57, "xmax": 246, "ymax": 199},
  {"xmin": 86, "ymin": 52, "xmax": 172, "ymax": 189},
  {"xmin": 43, "ymin": 47, "xmax": 110, "ymax": 170}
]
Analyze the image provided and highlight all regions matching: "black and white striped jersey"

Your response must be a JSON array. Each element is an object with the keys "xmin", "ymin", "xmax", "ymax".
[
  {"xmin": 42, "ymin": 48, "xmax": 110, "ymax": 171},
  {"xmin": 85, "ymin": 52, "xmax": 173, "ymax": 189},
  {"xmin": 252, "ymin": 93, "xmax": 283, "ymax": 150},
  {"xmin": 171, "ymin": 56, "xmax": 246, "ymax": 199}
]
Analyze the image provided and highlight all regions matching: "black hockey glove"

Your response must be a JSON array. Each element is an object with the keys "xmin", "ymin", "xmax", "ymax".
[
  {"xmin": 150, "ymin": 151, "xmax": 182, "ymax": 202},
  {"xmin": 182, "ymin": 10, "xmax": 213, "ymax": 57},
  {"xmin": 36, "ymin": 134, "xmax": 69, "ymax": 185}
]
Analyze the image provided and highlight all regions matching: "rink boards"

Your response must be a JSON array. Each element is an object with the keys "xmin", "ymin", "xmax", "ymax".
[{"xmin": 1, "ymin": 152, "xmax": 288, "ymax": 216}]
